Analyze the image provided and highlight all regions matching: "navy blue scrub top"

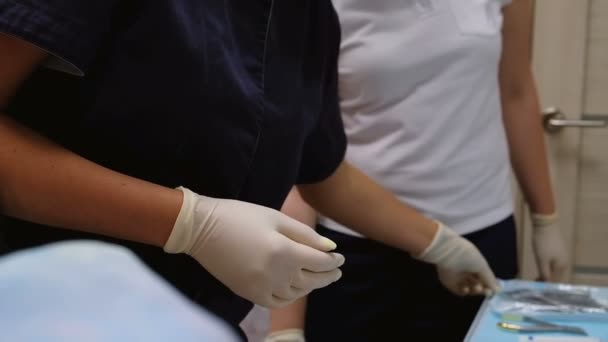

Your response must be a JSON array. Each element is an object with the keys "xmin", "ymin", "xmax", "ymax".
[{"xmin": 0, "ymin": 0, "xmax": 346, "ymax": 330}]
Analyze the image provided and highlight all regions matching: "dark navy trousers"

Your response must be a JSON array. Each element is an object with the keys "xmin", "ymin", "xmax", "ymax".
[{"xmin": 306, "ymin": 216, "xmax": 518, "ymax": 342}]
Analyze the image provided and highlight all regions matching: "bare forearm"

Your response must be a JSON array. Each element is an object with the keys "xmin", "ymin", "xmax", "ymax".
[
  {"xmin": 298, "ymin": 162, "xmax": 436, "ymax": 256},
  {"xmin": 281, "ymin": 187, "xmax": 317, "ymax": 227},
  {"xmin": 269, "ymin": 297, "xmax": 307, "ymax": 331},
  {"xmin": 500, "ymin": 1, "xmax": 554, "ymax": 214},
  {"xmin": 502, "ymin": 82, "xmax": 556, "ymax": 214},
  {"xmin": 0, "ymin": 115, "xmax": 182, "ymax": 246}
]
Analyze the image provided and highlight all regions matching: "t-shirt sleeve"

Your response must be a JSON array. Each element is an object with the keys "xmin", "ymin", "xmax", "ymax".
[{"xmin": 0, "ymin": 0, "xmax": 118, "ymax": 76}]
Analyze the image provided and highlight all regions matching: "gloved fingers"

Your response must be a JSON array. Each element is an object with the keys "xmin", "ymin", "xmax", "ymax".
[
  {"xmin": 458, "ymin": 274, "xmax": 496, "ymax": 296},
  {"xmin": 292, "ymin": 242, "xmax": 345, "ymax": 272},
  {"xmin": 293, "ymin": 268, "xmax": 343, "ymax": 291},
  {"xmin": 475, "ymin": 263, "xmax": 499, "ymax": 293},
  {"xmin": 549, "ymin": 259, "xmax": 568, "ymax": 283},
  {"xmin": 458, "ymin": 281, "xmax": 471, "ymax": 296},
  {"xmin": 438, "ymin": 269, "xmax": 498, "ymax": 296},
  {"xmin": 254, "ymin": 290, "xmax": 302, "ymax": 309},
  {"xmin": 265, "ymin": 294, "xmax": 297, "ymax": 309},
  {"xmin": 252, "ymin": 293, "xmax": 289, "ymax": 309},
  {"xmin": 436, "ymin": 269, "xmax": 459, "ymax": 296},
  {"xmin": 468, "ymin": 277, "xmax": 485, "ymax": 295},
  {"xmin": 438, "ymin": 270, "xmax": 467, "ymax": 296},
  {"xmin": 456, "ymin": 273, "xmax": 478, "ymax": 296},
  {"xmin": 278, "ymin": 217, "xmax": 337, "ymax": 252},
  {"xmin": 538, "ymin": 259, "xmax": 551, "ymax": 282},
  {"xmin": 469, "ymin": 274, "xmax": 496, "ymax": 295},
  {"xmin": 532, "ymin": 214, "xmax": 569, "ymax": 283},
  {"xmin": 273, "ymin": 284, "xmax": 309, "ymax": 303}
]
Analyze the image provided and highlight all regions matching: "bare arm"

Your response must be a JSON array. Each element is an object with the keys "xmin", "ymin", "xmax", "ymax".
[
  {"xmin": 298, "ymin": 162, "xmax": 437, "ymax": 256},
  {"xmin": 0, "ymin": 33, "xmax": 182, "ymax": 247},
  {"xmin": 500, "ymin": 0, "xmax": 555, "ymax": 214},
  {"xmin": 280, "ymin": 188, "xmax": 317, "ymax": 228}
]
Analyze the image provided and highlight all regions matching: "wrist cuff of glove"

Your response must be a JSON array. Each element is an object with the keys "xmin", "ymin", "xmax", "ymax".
[
  {"xmin": 265, "ymin": 329, "xmax": 305, "ymax": 342},
  {"xmin": 163, "ymin": 186, "xmax": 197, "ymax": 254},
  {"xmin": 415, "ymin": 221, "xmax": 453, "ymax": 262},
  {"xmin": 531, "ymin": 212, "xmax": 558, "ymax": 227}
]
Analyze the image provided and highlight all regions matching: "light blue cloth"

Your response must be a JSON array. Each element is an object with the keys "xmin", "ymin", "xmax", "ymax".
[
  {"xmin": 0, "ymin": 241, "xmax": 238, "ymax": 342},
  {"xmin": 466, "ymin": 280, "xmax": 608, "ymax": 342}
]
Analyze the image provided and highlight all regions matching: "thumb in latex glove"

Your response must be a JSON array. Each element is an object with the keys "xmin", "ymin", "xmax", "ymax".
[
  {"xmin": 532, "ymin": 212, "xmax": 569, "ymax": 282},
  {"xmin": 416, "ymin": 222, "xmax": 499, "ymax": 296},
  {"xmin": 164, "ymin": 187, "xmax": 345, "ymax": 308},
  {"xmin": 265, "ymin": 329, "xmax": 305, "ymax": 342}
]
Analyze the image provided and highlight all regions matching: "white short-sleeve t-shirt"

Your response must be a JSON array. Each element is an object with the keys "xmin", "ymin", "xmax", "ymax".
[{"xmin": 321, "ymin": 0, "xmax": 514, "ymax": 236}]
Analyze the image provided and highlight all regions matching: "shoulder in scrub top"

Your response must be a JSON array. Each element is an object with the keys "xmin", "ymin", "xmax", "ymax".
[{"xmin": 0, "ymin": 0, "xmax": 346, "ymax": 328}]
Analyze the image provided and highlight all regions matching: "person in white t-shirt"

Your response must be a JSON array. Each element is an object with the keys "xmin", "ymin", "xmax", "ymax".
[{"xmin": 264, "ymin": 0, "xmax": 568, "ymax": 341}]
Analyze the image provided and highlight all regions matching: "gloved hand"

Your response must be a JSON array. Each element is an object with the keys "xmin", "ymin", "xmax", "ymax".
[
  {"xmin": 164, "ymin": 187, "xmax": 345, "ymax": 308},
  {"xmin": 416, "ymin": 222, "xmax": 499, "ymax": 296},
  {"xmin": 531, "ymin": 212, "xmax": 568, "ymax": 282},
  {"xmin": 265, "ymin": 329, "xmax": 305, "ymax": 342}
]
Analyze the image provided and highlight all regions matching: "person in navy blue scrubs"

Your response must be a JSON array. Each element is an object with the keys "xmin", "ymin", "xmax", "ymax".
[{"xmin": 0, "ymin": 1, "xmax": 501, "ymax": 338}]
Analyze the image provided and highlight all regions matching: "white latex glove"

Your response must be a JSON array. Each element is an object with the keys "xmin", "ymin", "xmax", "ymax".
[
  {"xmin": 416, "ymin": 222, "xmax": 499, "ymax": 296},
  {"xmin": 531, "ymin": 212, "xmax": 568, "ymax": 282},
  {"xmin": 164, "ymin": 187, "xmax": 345, "ymax": 308},
  {"xmin": 265, "ymin": 329, "xmax": 305, "ymax": 342}
]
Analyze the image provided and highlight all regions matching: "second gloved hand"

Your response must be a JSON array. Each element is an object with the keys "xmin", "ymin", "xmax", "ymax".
[
  {"xmin": 164, "ymin": 187, "xmax": 345, "ymax": 308},
  {"xmin": 416, "ymin": 222, "xmax": 499, "ymax": 296},
  {"xmin": 531, "ymin": 212, "xmax": 568, "ymax": 282}
]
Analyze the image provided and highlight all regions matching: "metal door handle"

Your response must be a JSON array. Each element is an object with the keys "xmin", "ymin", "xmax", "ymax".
[{"xmin": 543, "ymin": 107, "xmax": 607, "ymax": 134}]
